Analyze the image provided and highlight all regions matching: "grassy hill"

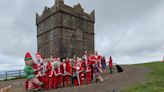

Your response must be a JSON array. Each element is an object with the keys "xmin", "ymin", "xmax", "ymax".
[{"xmin": 121, "ymin": 61, "xmax": 164, "ymax": 92}]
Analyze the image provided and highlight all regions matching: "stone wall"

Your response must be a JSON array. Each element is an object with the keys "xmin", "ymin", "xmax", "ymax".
[{"xmin": 36, "ymin": 0, "xmax": 95, "ymax": 58}]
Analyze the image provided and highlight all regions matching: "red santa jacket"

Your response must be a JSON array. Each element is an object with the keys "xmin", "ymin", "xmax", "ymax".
[
  {"xmin": 49, "ymin": 61, "xmax": 61, "ymax": 77},
  {"xmin": 74, "ymin": 59, "xmax": 78, "ymax": 66},
  {"xmin": 33, "ymin": 62, "xmax": 43, "ymax": 77},
  {"xmin": 85, "ymin": 66, "xmax": 91, "ymax": 72},
  {"xmin": 81, "ymin": 60, "xmax": 86, "ymax": 70},
  {"xmin": 63, "ymin": 60, "xmax": 71, "ymax": 76},
  {"xmin": 83, "ymin": 55, "xmax": 91, "ymax": 70},
  {"xmin": 109, "ymin": 58, "xmax": 113, "ymax": 68},
  {"xmin": 72, "ymin": 65, "xmax": 84, "ymax": 75},
  {"xmin": 83, "ymin": 55, "xmax": 91, "ymax": 65},
  {"xmin": 90, "ymin": 55, "xmax": 102, "ymax": 68},
  {"xmin": 43, "ymin": 62, "xmax": 51, "ymax": 76},
  {"xmin": 59, "ymin": 62, "xmax": 64, "ymax": 75},
  {"xmin": 33, "ymin": 63, "xmax": 38, "ymax": 75}
]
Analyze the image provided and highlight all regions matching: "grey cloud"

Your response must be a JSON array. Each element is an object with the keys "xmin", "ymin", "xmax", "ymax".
[{"xmin": 0, "ymin": 0, "xmax": 164, "ymax": 70}]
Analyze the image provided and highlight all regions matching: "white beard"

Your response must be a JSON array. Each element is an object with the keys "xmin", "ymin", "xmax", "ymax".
[{"xmin": 76, "ymin": 66, "xmax": 80, "ymax": 70}]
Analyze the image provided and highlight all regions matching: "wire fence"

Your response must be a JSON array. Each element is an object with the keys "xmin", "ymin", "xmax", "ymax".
[{"xmin": 0, "ymin": 70, "xmax": 24, "ymax": 80}]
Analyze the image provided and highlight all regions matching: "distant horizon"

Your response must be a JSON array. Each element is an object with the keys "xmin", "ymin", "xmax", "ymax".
[{"xmin": 0, "ymin": 60, "xmax": 161, "ymax": 72}]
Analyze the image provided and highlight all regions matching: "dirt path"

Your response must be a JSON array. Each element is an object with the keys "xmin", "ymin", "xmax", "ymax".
[{"xmin": 0, "ymin": 65, "xmax": 151, "ymax": 92}]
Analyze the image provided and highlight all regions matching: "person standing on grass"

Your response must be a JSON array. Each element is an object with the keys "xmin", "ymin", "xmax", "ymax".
[
  {"xmin": 109, "ymin": 56, "xmax": 113, "ymax": 74},
  {"xmin": 72, "ymin": 61, "xmax": 84, "ymax": 86},
  {"xmin": 48, "ymin": 58, "xmax": 59, "ymax": 89},
  {"xmin": 24, "ymin": 52, "xmax": 43, "ymax": 91},
  {"xmin": 83, "ymin": 51, "xmax": 92, "ymax": 84},
  {"xmin": 90, "ymin": 51, "xmax": 104, "ymax": 83},
  {"xmin": 62, "ymin": 58, "xmax": 71, "ymax": 87},
  {"xmin": 42, "ymin": 58, "xmax": 50, "ymax": 90},
  {"xmin": 33, "ymin": 52, "xmax": 44, "ymax": 90},
  {"xmin": 58, "ymin": 58, "xmax": 64, "ymax": 88}
]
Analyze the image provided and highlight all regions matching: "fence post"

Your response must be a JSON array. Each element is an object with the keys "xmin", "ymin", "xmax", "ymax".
[
  {"xmin": 5, "ymin": 72, "xmax": 7, "ymax": 80},
  {"xmin": 19, "ymin": 70, "xmax": 21, "ymax": 78}
]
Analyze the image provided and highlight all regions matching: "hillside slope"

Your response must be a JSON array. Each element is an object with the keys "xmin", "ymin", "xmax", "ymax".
[
  {"xmin": 0, "ymin": 64, "xmax": 151, "ymax": 92},
  {"xmin": 121, "ymin": 62, "xmax": 164, "ymax": 92}
]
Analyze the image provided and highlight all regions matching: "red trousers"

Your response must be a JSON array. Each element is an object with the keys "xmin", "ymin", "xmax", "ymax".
[
  {"xmin": 42, "ymin": 76, "xmax": 49, "ymax": 90},
  {"xmin": 24, "ymin": 80, "xmax": 28, "ymax": 90},
  {"xmin": 57, "ymin": 75, "xmax": 63, "ymax": 87},
  {"xmin": 49, "ymin": 76, "xmax": 58, "ymax": 89},
  {"xmin": 73, "ymin": 76, "xmax": 82, "ymax": 86},
  {"xmin": 85, "ymin": 72, "xmax": 91, "ymax": 84}
]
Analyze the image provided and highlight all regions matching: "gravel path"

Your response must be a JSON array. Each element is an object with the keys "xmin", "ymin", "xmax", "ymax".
[{"xmin": 0, "ymin": 65, "xmax": 151, "ymax": 92}]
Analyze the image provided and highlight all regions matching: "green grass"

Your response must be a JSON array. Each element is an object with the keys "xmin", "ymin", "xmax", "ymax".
[
  {"xmin": 0, "ymin": 76, "xmax": 25, "ymax": 82},
  {"xmin": 121, "ymin": 61, "xmax": 164, "ymax": 92}
]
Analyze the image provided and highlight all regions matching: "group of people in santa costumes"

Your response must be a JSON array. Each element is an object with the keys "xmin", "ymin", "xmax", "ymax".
[{"xmin": 23, "ymin": 50, "xmax": 113, "ymax": 91}]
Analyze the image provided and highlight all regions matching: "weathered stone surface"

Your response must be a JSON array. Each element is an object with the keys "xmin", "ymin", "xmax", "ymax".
[{"xmin": 36, "ymin": 0, "xmax": 95, "ymax": 58}]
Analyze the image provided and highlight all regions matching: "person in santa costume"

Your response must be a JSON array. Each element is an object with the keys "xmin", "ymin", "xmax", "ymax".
[
  {"xmin": 78, "ymin": 58, "xmax": 85, "ymax": 81},
  {"xmin": 83, "ymin": 51, "xmax": 92, "ymax": 84},
  {"xmin": 23, "ymin": 52, "xmax": 43, "ymax": 91},
  {"xmin": 42, "ymin": 58, "xmax": 50, "ymax": 90},
  {"xmin": 73, "ymin": 57, "xmax": 79, "ymax": 66},
  {"xmin": 82, "ymin": 51, "xmax": 90, "ymax": 68},
  {"xmin": 57, "ymin": 58, "xmax": 64, "ymax": 88},
  {"xmin": 72, "ymin": 61, "xmax": 84, "ymax": 86},
  {"xmin": 48, "ymin": 58, "xmax": 59, "ymax": 89},
  {"xmin": 90, "ymin": 51, "xmax": 104, "ymax": 83},
  {"xmin": 33, "ymin": 52, "xmax": 44, "ymax": 90},
  {"xmin": 62, "ymin": 58, "xmax": 71, "ymax": 87},
  {"xmin": 68, "ymin": 58, "xmax": 73, "ymax": 86},
  {"xmin": 109, "ymin": 56, "xmax": 113, "ymax": 74}
]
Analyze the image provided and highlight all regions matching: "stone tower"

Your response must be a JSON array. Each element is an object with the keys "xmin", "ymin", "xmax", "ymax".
[{"xmin": 36, "ymin": 0, "xmax": 95, "ymax": 58}]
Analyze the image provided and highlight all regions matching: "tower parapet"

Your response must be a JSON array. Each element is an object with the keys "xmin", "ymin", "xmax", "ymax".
[
  {"xmin": 55, "ymin": 0, "xmax": 64, "ymax": 5},
  {"xmin": 36, "ymin": 0, "xmax": 95, "ymax": 25},
  {"xmin": 74, "ymin": 3, "xmax": 84, "ymax": 12}
]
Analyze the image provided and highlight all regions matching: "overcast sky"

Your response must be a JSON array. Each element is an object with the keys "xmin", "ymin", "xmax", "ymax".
[{"xmin": 0, "ymin": 0, "xmax": 164, "ymax": 71}]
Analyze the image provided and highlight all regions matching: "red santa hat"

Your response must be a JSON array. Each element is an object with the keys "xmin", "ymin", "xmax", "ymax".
[
  {"xmin": 35, "ymin": 52, "xmax": 42, "ymax": 59},
  {"xmin": 95, "ymin": 50, "xmax": 98, "ymax": 55},
  {"xmin": 57, "ymin": 57, "xmax": 60, "ymax": 62},
  {"xmin": 85, "ymin": 50, "xmax": 87, "ymax": 54},
  {"xmin": 53, "ymin": 57, "xmax": 57, "ymax": 61},
  {"xmin": 43, "ymin": 58, "xmax": 47, "ymax": 62},
  {"xmin": 24, "ymin": 52, "xmax": 32, "ymax": 61}
]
